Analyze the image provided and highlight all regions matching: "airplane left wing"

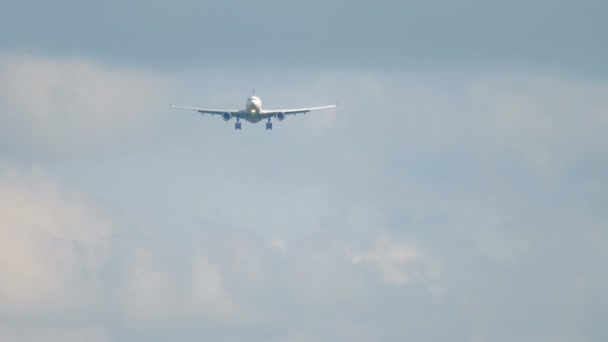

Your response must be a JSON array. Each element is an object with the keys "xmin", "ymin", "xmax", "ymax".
[
  {"xmin": 260, "ymin": 103, "xmax": 338, "ymax": 118},
  {"xmin": 170, "ymin": 104, "xmax": 243, "ymax": 117}
]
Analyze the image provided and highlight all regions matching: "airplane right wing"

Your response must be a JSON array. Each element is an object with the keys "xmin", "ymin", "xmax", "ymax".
[
  {"xmin": 170, "ymin": 104, "xmax": 244, "ymax": 117},
  {"xmin": 260, "ymin": 103, "xmax": 338, "ymax": 118}
]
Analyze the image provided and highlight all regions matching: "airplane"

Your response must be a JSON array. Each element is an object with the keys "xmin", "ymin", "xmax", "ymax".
[{"xmin": 170, "ymin": 90, "xmax": 338, "ymax": 130}]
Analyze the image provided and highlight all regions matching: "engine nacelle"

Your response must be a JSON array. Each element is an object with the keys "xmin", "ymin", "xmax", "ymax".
[
  {"xmin": 222, "ymin": 112, "xmax": 232, "ymax": 121},
  {"xmin": 276, "ymin": 112, "xmax": 286, "ymax": 121}
]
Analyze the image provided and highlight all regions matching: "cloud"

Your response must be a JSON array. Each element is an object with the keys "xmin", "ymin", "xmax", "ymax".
[
  {"xmin": 0, "ymin": 54, "xmax": 171, "ymax": 158},
  {"xmin": 466, "ymin": 73, "xmax": 608, "ymax": 173},
  {"xmin": 121, "ymin": 248, "xmax": 241, "ymax": 322},
  {"xmin": 268, "ymin": 238, "xmax": 287, "ymax": 254},
  {"xmin": 350, "ymin": 238, "xmax": 441, "ymax": 290},
  {"xmin": 0, "ymin": 163, "xmax": 111, "ymax": 314},
  {"xmin": 0, "ymin": 327, "xmax": 109, "ymax": 342},
  {"xmin": 1, "ymin": 53, "xmax": 607, "ymax": 340},
  {"xmin": 0, "ymin": 162, "xmax": 250, "ymax": 336},
  {"xmin": 351, "ymin": 238, "xmax": 419, "ymax": 285},
  {"xmin": 192, "ymin": 256, "xmax": 236, "ymax": 313}
]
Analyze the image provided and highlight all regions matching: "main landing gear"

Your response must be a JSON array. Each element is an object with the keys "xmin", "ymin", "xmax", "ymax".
[
  {"xmin": 235, "ymin": 118, "xmax": 241, "ymax": 130},
  {"xmin": 266, "ymin": 118, "xmax": 272, "ymax": 130}
]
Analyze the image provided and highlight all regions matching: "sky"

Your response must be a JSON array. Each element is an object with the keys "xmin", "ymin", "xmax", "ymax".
[{"xmin": 1, "ymin": 0, "xmax": 607, "ymax": 341}]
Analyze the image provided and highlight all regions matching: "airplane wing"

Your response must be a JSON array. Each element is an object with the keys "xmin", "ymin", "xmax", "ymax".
[
  {"xmin": 170, "ymin": 104, "xmax": 243, "ymax": 117},
  {"xmin": 260, "ymin": 103, "xmax": 338, "ymax": 118}
]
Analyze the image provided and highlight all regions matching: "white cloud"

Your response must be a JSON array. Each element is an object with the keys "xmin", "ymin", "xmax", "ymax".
[
  {"xmin": 0, "ymin": 163, "xmax": 111, "ymax": 314},
  {"xmin": 192, "ymin": 255, "xmax": 238, "ymax": 316},
  {"xmin": 350, "ymin": 238, "xmax": 440, "ymax": 287},
  {"xmin": 0, "ymin": 326, "xmax": 110, "ymax": 342},
  {"xmin": 268, "ymin": 238, "xmax": 287, "ymax": 254},
  {"xmin": 120, "ymin": 247, "xmax": 242, "ymax": 322},
  {"xmin": 0, "ymin": 54, "xmax": 171, "ymax": 158},
  {"xmin": 1, "ymin": 56, "xmax": 607, "ymax": 340},
  {"xmin": 467, "ymin": 73, "xmax": 608, "ymax": 172}
]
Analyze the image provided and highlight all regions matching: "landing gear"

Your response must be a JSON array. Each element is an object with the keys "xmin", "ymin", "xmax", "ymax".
[
  {"xmin": 235, "ymin": 119, "xmax": 241, "ymax": 130},
  {"xmin": 266, "ymin": 117, "xmax": 272, "ymax": 130}
]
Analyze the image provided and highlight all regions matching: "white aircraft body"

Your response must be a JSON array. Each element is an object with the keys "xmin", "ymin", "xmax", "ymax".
[{"xmin": 170, "ymin": 91, "xmax": 338, "ymax": 130}]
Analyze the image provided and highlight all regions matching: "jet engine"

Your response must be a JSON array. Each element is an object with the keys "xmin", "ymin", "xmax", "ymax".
[
  {"xmin": 276, "ymin": 112, "xmax": 286, "ymax": 121},
  {"xmin": 222, "ymin": 112, "xmax": 232, "ymax": 121}
]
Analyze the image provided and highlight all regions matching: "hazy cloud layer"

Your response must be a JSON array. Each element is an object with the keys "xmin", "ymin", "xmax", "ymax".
[
  {"xmin": 0, "ymin": 54, "xmax": 607, "ymax": 340},
  {"xmin": 0, "ymin": 164, "xmax": 110, "ymax": 314},
  {"xmin": 0, "ymin": 54, "xmax": 171, "ymax": 159}
]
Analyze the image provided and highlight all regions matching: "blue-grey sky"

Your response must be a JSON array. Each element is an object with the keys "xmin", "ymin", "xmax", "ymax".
[
  {"xmin": 1, "ymin": 1, "xmax": 608, "ymax": 341},
  {"xmin": 2, "ymin": 0, "xmax": 607, "ymax": 73}
]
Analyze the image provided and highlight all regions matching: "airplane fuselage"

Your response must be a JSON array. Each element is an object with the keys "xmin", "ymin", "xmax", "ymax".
[{"xmin": 244, "ymin": 96, "xmax": 263, "ymax": 123}]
